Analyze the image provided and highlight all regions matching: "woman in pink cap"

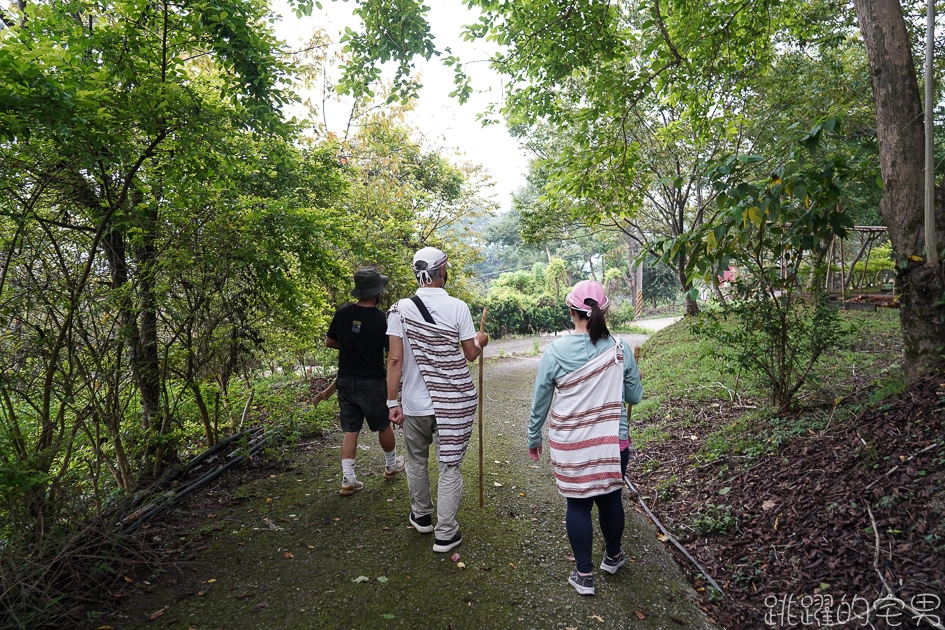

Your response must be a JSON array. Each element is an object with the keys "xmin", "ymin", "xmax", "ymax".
[{"xmin": 527, "ymin": 280, "xmax": 643, "ymax": 596}]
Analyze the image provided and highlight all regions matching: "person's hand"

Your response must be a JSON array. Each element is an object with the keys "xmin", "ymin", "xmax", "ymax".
[
  {"xmin": 527, "ymin": 445, "xmax": 542, "ymax": 461},
  {"xmin": 389, "ymin": 405, "xmax": 404, "ymax": 426},
  {"xmin": 476, "ymin": 331, "xmax": 489, "ymax": 349}
]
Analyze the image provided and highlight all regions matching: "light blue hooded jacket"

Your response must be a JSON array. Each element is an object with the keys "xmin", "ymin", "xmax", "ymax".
[{"xmin": 527, "ymin": 334, "xmax": 643, "ymax": 449}]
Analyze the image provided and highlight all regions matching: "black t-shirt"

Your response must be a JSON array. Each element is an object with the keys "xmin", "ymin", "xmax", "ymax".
[{"xmin": 326, "ymin": 303, "xmax": 389, "ymax": 379}]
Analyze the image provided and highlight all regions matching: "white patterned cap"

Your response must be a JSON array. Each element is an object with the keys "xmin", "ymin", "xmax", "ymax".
[{"xmin": 412, "ymin": 247, "xmax": 449, "ymax": 287}]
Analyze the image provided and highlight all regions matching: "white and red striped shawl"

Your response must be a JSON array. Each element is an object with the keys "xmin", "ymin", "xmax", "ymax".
[
  {"xmin": 548, "ymin": 343, "xmax": 624, "ymax": 498},
  {"xmin": 390, "ymin": 299, "xmax": 478, "ymax": 466}
]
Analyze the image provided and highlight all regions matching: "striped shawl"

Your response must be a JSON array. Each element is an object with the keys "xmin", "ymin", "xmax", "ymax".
[
  {"xmin": 548, "ymin": 342, "xmax": 624, "ymax": 498},
  {"xmin": 390, "ymin": 299, "xmax": 478, "ymax": 466}
]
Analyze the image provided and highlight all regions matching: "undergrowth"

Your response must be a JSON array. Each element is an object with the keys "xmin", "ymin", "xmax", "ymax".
[{"xmin": 631, "ymin": 308, "xmax": 903, "ymax": 457}]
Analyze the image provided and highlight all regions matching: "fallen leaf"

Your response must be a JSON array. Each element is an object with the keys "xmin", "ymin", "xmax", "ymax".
[
  {"xmin": 518, "ymin": 492, "xmax": 525, "ymax": 497},
  {"xmin": 657, "ymin": 533, "xmax": 669, "ymax": 542},
  {"xmin": 528, "ymin": 465, "xmax": 538, "ymax": 469},
  {"xmin": 352, "ymin": 575, "xmax": 369, "ymax": 583},
  {"xmin": 266, "ymin": 497, "xmax": 272, "ymax": 502},
  {"xmin": 494, "ymin": 460, "xmax": 501, "ymax": 464},
  {"xmin": 123, "ymin": 576, "xmax": 134, "ymax": 583},
  {"xmin": 457, "ymin": 562, "xmax": 466, "ymax": 569},
  {"xmin": 283, "ymin": 552, "xmax": 294, "ymax": 559},
  {"xmin": 508, "ymin": 562, "xmax": 516, "ymax": 569},
  {"xmin": 762, "ymin": 500, "xmax": 776, "ymax": 511},
  {"xmin": 590, "ymin": 614, "xmax": 605, "ymax": 622},
  {"xmin": 251, "ymin": 601, "xmax": 268, "ymax": 613},
  {"xmin": 197, "ymin": 590, "xmax": 207, "ymax": 596},
  {"xmin": 206, "ymin": 579, "xmax": 216, "ymax": 584},
  {"xmin": 149, "ymin": 609, "xmax": 165, "ymax": 621},
  {"xmin": 376, "ymin": 576, "xmax": 388, "ymax": 583},
  {"xmin": 307, "ymin": 545, "xmax": 315, "ymax": 549},
  {"xmin": 634, "ymin": 610, "xmax": 646, "ymax": 620},
  {"xmin": 494, "ymin": 482, "xmax": 503, "ymax": 487},
  {"xmin": 382, "ymin": 613, "xmax": 395, "ymax": 619},
  {"xmin": 450, "ymin": 552, "xmax": 461, "ymax": 562}
]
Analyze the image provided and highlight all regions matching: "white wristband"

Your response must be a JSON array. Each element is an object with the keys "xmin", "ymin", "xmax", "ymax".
[{"xmin": 386, "ymin": 399, "xmax": 401, "ymax": 409}]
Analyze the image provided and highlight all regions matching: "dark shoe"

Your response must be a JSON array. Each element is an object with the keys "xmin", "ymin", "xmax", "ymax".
[
  {"xmin": 409, "ymin": 512, "xmax": 433, "ymax": 534},
  {"xmin": 600, "ymin": 550, "xmax": 626, "ymax": 574},
  {"xmin": 432, "ymin": 532, "xmax": 462, "ymax": 553},
  {"xmin": 568, "ymin": 570, "xmax": 595, "ymax": 595}
]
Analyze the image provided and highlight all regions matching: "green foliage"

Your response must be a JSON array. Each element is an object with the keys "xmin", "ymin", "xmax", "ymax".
[
  {"xmin": 691, "ymin": 503, "xmax": 737, "ymax": 536},
  {"xmin": 692, "ymin": 283, "xmax": 850, "ymax": 410}
]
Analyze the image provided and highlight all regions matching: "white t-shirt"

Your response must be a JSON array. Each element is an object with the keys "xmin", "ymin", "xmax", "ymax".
[{"xmin": 386, "ymin": 287, "xmax": 477, "ymax": 416}]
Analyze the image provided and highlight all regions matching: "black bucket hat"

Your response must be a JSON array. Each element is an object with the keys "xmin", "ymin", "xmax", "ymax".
[{"xmin": 351, "ymin": 267, "xmax": 388, "ymax": 300}]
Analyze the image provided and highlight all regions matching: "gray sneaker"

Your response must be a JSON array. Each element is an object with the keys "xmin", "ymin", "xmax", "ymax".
[
  {"xmin": 600, "ymin": 551, "xmax": 625, "ymax": 574},
  {"xmin": 568, "ymin": 570, "xmax": 595, "ymax": 595}
]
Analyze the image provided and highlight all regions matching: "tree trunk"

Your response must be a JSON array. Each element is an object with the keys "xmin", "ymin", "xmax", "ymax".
[
  {"xmin": 677, "ymin": 254, "xmax": 699, "ymax": 316},
  {"xmin": 135, "ymin": 201, "xmax": 161, "ymax": 431},
  {"xmin": 191, "ymin": 382, "xmax": 215, "ymax": 446},
  {"xmin": 854, "ymin": 0, "xmax": 945, "ymax": 381}
]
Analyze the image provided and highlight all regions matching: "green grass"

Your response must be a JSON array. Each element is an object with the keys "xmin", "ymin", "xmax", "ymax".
[
  {"xmin": 633, "ymin": 320, "xmax": 735, "ymax": 424},
  {"xmin": 612, "ymin": 323, "xmax": 654, "ymax": 335}
]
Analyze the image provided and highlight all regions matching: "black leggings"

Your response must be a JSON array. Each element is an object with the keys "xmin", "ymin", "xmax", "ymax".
[{"xmin": 565, "ymin": 488, "xmax": 625, "ymax": 574}]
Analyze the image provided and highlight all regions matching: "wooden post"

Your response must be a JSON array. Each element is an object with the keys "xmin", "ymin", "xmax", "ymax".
[
  {"xmin": 478, "ymin": 307, "xmax": 488, "ymax": 508},
  {"xmin": 839, "ymin": 236, "xmax": 846, "ymax": 305}
]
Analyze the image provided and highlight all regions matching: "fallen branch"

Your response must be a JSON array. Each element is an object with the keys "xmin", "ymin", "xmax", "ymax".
[
  {"xmin": 864, "ymin": 441, "xmax": 940, "ymax": 490},
  {"xmin": 866, "ymin": 505, "xmax": 944, "ymax": 630},
  {"xmin": 624, "ymin": 475, "xmax": 724, "ymax": 595}
]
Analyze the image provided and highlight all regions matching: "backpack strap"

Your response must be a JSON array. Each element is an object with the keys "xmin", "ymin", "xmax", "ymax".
[{"xmin": 410, "ymin": 295, "xmax": 436, "ymax": 325}]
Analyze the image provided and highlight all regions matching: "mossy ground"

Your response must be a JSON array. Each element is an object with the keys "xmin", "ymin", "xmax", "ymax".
[{"xmin": 100, "ymin": 353, "xmax": 716, "ymax": 630}]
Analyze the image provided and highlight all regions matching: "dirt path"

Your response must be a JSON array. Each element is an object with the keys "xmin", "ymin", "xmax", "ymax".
[{"xmin": 109, "ymin": 347, "xmax": 717, "ymax": 630}]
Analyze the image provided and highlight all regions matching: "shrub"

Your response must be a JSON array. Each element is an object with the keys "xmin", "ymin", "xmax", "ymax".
[{"xmin": 692, "ymin": 281, "xmax": 850, "ymax": 410}]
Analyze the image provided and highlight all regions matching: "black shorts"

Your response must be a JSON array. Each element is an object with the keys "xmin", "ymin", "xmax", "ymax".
[{"xmin": 337, "ymin": 376, "xmax": 390, "ymax": 433}]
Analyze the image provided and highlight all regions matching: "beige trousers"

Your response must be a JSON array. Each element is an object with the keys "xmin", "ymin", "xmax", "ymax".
[{"xmin": 402, "ymin": 414, "xmax": 463, "ymax": 540}]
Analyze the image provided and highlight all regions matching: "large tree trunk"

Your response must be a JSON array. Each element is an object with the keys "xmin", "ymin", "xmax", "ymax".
[{"xmin": 854, "ymin": 0, "xmax": 945, "ymax": 382}]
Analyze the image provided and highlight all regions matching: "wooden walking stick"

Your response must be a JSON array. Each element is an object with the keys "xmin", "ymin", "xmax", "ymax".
[{"xmin": 478, "ymin": 306, "xmax": 488, "ymax": 508}]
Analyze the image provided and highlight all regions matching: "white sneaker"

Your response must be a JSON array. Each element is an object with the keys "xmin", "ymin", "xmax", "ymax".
[
  {"xmin": 339, "ymin": 478, "xmax": 363, "ymax": 496},
  {"xmin": 384, "ymin": 455, "xmax": 406, "ymax": 478}
]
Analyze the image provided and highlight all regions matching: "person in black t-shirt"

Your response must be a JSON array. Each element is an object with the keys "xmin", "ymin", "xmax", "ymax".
[{"xmin": 326, "ymin": 268, "xmax": 405, "ymax": 496}]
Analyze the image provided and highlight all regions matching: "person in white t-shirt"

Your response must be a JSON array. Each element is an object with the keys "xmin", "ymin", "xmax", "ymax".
[{"xmin": 385, "ymin": 247, "xmax": 488, "ymax": 553}]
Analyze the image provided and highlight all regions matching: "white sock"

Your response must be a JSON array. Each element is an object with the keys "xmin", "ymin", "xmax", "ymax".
[
  {"xmin": 342, "ymin": 458, "xmax": 356, "ymax": 482},
  {"xmin": 384, "ymin": 450, "xmax": 397, "ymax": 469}
]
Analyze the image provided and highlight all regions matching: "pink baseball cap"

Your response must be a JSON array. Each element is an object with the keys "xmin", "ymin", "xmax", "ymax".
[{"xmin": 566, "ymin": 280, "xmax": 610, "ymax": 313}]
